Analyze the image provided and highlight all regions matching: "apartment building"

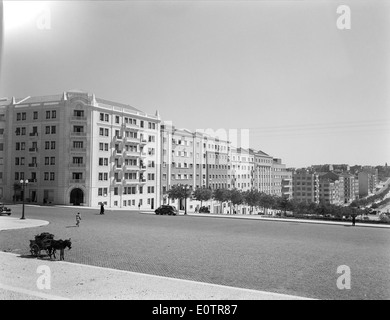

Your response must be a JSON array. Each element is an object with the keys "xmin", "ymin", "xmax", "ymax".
[
  {"xmin": 358, "ymin": 171, "xmax": 377, "ymax": 197},
  {"xmin": 292, "ymin": 169, "xmax": 320, "ymax": 203},
  {"xmin": 160, "ymin": 124, "xmax": 231, "ymax": 208},
  {"xmin": 340, "ymin": 173, "xmax": 358, "ymax": 203},
  {"xmin": 253, "ymin": 150, "xmax": 273, "ymax": 194},
  {"xmin": 272, "ymin": 158, "xmax": 293, "ymax": 199},
  {"xmin": 319, "ymin": 177, "xmax": 342, "ymax": 205},
  {"xmin": 230, "ymin": 148, "xmax": 254, "ymax": 192},
  {"xmin": 0, "ymin": 90, "xmax": 160, "ymax": 209}
]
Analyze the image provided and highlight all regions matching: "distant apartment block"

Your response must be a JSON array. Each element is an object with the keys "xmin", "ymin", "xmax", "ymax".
[{"xmin": 292, "ymin": 169, "xmax": 320, "ymax": 203}]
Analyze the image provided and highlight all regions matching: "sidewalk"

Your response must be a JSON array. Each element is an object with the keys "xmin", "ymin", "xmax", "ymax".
[
  {"xmin": 140, "ymin": 211, "xmax": 390, "ymax": 229},
  {"xmin": 0, "ymin": 252, "xmax": 312, "ymax": 300},
  {"xmin": 0, "ymin": 216, "xmax": 49, "ymax": 231}
]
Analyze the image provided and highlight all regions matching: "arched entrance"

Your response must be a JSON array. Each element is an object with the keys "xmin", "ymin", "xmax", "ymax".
[{"xmin": 70, "ymin": 188, "xmax": 84, "ymax": 205}]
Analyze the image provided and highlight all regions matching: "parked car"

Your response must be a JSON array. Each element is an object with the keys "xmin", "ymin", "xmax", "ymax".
[
  {"xmin": 0, "ymin": 203, "xmax": 12, "ymax": 215},
  {"xmin": 155, "ymin": 205, "xmax": 178, "ymax": 216},
  {"xmin": 199, "ymin": 206, "xmax": 210, "ymax": 213}
]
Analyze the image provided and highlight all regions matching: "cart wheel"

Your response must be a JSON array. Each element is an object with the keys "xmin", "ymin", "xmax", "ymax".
[{"xmin": 30, "ymin": 244, "xmax": 40, "ymax": 257}]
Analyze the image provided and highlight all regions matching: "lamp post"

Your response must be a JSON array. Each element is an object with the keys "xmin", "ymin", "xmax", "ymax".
[
  {"xmin": 20, "ymin": 179, "xmax": 29, "ymax": 220},
  {"xmin": 184, "ymin": 184, "xmax": 188, "ymax": 215}
]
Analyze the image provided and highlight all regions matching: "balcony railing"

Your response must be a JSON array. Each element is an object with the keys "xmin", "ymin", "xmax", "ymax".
[
  {"xmin": 123, "ymin": 122, "xmax": 140, "ymax": 130},
  {"xmin": 71, "ymin": 116, "xmax": 87, "ymax": 121},
  {"xmin": 28, "ymin": 147, "xmax": 38, "ymax": 152},
  {"xmin": 70, "ymin": 147, "xmax": 87, "ymax": 152},
  {"xmin": 28, "ymin": 163, "xmax": 38, "ymax": 167},
  {"xmin": 125, "ymin": 151, "xmax": 140, "ymax": 157},
  {"xmin": 29, "ymin": 132, "xmax": 38, "ymax": 137},
  {"xmin": 69, "ymin": 178, "xmax": 85, "ymax": 184},
  {"xmin": 124, "ymin": 165, "xmax": 139, "ymax": 171},
  {"xmin": 71, "ymin": 132, "xmax": 86, "ymax": 136},
  {"xmin": 69, "ymin": 163, "xmax": 86, "ymax": 168}
]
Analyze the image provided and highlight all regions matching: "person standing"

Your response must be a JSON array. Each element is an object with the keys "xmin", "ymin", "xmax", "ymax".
[
  {"xmin": 352, "ymin": 214, "xmax": 356, "ymax": 226},
  {"xmin": 100, "ymin": 203, "xmax": 105, "ymax": 215},
  {"xmin": 76, "ymin": 212, "xmax": 81, "ymax": 227}
]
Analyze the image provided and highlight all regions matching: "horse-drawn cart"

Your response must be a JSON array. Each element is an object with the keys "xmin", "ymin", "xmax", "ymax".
[{"xmin": 29, "ymin": 232, "xmax": 54, "ymax": 257}]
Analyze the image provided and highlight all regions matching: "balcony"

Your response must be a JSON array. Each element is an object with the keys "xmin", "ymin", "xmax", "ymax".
[
  {"xmin": 28, "ymin": 179, "xmax": 37, "ymax": 183},
  {"xmin": 139, "ymin": 165, "xmax": 147, "ymax": 171},
  {"xmin": 69, "ymin": 179, "xmax": 85, "ymax": 184},
  {"xmin": 28, "ymin": 147, "xmax": 38, "ymax": 152},
  {"xmin": 139, "ymin": 178, "xmax": 147, "ymax": 184},
  {"xmin": 70, "ymin": 147, "xmax": 87, "ymax": 152},
  {"xmin": 69, "ymin": 163, "xmax": 86, "ymax": 168},
  {"xmin": 125, "ymin": 137, "xmax": 139, "ymax": 144},
  {"xmin": 123, "ymin": 122, "xmax": 140, "ymax": 130},
  {"xmin": 71, "ymin": 116, "xmax": 87, "ymax": 121},
  {"xmin": 124, "ymin": 165, "xmax": 139, "ymax": 171},
  {"xmin": 125, "ymin": 150, "xmax": 140, "ymax": 157},
  {"xmin": 114, "ymin": 135, "xmax": 123, "ymax": 142},
  {"xmin": 139, "ymin": 138, "xmax": 148, "ymax": 145},
  {"xmin": 115, "ymin": 149, "xmax": 123, "ymax": 155},
  {"xmin": 123, "ymin": 179, "xmax": 139, "ymax": 185},
  {"xmin": 28, "ymin": 163, "xmax": 38, "ymax": 167},
  {"xmin": 71, "ymin": 131, "xmax": 86, "ymax": 137},
  {"xmin": 29, "ymin": 132, "xmax": 38, "ymax": 137}
]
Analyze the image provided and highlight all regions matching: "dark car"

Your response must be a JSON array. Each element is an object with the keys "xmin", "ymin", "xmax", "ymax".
[
  {"xmin": 0, "ymin": 203, "xmax": 12, "ymax": 216},
  {"xmin": 199, "ymin": 206, "xmax": 210, "ymax": 213},
  {"xmin": 155, "ymin": 205, "xmax": 178, "ymax": 216}
]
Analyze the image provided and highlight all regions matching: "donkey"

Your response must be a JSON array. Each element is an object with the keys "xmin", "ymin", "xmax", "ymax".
[{"xmin": 48, "ymin": 239, "xmax": 72, "ymax": 260}]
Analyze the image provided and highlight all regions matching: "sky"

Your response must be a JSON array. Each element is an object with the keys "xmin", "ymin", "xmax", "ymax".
[{"xmin": 0, "ymin": 0, "xmax": 389, "ymax": 168}]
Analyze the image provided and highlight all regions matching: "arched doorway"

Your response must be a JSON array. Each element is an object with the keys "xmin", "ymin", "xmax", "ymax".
[{"xmin": 70, "ymin": 188, "xmax": 84, "ymax": 205}]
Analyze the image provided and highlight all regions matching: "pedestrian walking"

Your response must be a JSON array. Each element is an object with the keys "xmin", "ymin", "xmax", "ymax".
[
  {"xmin": 138, "ymin": 202, "xmax": 141, "ymax": 210},
  {"xmin": 76, "ymin": 212, "xmax": 81, "ymax": 227},
  {"xmin": 100, "ymin": 203, "xmax": 105, "ymax": 215},
  {"xmin": 352, "ymin": 214, "xmax": 356, "ymax": 226}
]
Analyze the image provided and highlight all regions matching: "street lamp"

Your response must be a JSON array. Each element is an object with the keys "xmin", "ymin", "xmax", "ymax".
[
  {"xmin": 20, "ymin": 179, "xmax": 29, "ymax": 220},
  {"xmin": 184, "ymin": 184, "xmax": 188, "ymax": 215}
]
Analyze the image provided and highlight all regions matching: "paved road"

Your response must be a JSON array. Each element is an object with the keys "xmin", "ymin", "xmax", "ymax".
[{"xmin": 1, "ymin": 205, "xmax": 389, "ymax": 300}]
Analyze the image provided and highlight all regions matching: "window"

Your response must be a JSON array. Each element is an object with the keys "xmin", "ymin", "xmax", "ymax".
[
  {"xmin": 73, "ymin": 126, "xmax": 84, "ymax": 133},
  {"xmin": 46, "ymin": 111, "xmax": 50, "ymax": 119},
  {"xmin": 51, "ymin": 141, "xmax": 56, "ymax": 149},
  {"xmin": 115, "ymin": 116, "xmax": 120, "ymax": 124},
  {"xmin": 44, "ymin": 172, "xmax": 49, "ymax": 180},
  {"xmin": 51, "ymin": 110, "xmax": 56, "ymax": 119},
  {"xmin": 22, "ymin": 113, "xmax": 26, "ymax": 120},
  {"xmin": 51, "ymin": 126, "xmax": 56, "ymax": 134},
  {"xmin": 50, "ymin": 172, "xmax": 55, "ymax": 181},
  {"xmin": 33, "ymin": 111, "xmax": 38, "ymax": 119},
  {"xmin": 74, "ymin": 110, "xmax": 84, "ymax": 117},
  {"xmin": 73, "ymin": 141, "xmax": 83, "ymax": 149},
  {"xmin": 16, "ymin": 113, "xmax": 21, "ymax": 121},
  {"xmin": 46, "ymin": 126, "xmax": 51, "ymax": 134}
]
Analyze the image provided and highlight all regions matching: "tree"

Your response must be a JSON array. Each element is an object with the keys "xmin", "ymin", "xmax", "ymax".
[
  {"xmin": 193, "ymin": 187, "xmax": 213, "ymax": 207},
  {"xmin": 243, "ymin": 190, "xmax": 261, "ymax": 214},
  {"xmin": 275, "ymin": 196, "xmax": 290, "ymax": 217},
  {"xmin": 259, "ymin": 193, "xmax": 275, "ymax": 215},
  {"xmin": 229, "ymin": 189, "xmax": 244, "ymax": 208},
  {"xmin": 213, "ymin": 188, "xmax": 231, "ymax": 213},
  {"xmin": 168, "ymin": 185, "xmax": 192, "ymax": 201}
]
